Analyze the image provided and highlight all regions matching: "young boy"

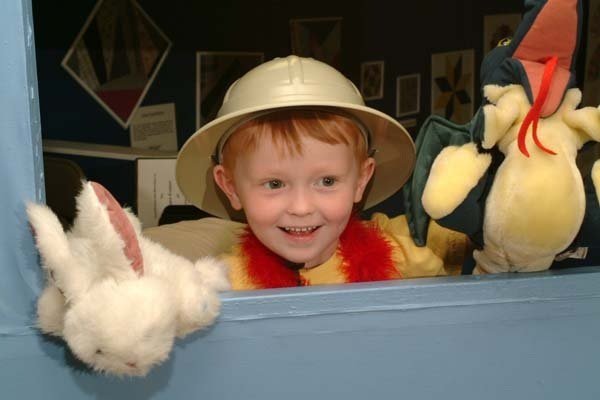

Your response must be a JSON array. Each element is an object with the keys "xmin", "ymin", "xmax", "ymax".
[{"xmin": 176, "ymin": 55, "xmax": 470, "ymax": 290}]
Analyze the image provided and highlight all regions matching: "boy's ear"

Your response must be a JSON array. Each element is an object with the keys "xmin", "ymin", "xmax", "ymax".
[
  {"xmin": 213, "ymin": 165, "xmax": 242, "ymax": 210},
  {"xmin": 354, "ymin": 157, "xmax": 376, "ymax": 203}
]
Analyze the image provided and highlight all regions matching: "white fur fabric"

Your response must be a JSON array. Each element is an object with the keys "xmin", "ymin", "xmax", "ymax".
[{"xmin": 27, "ymin": 181, "xmax": 229, "ymax": 377}]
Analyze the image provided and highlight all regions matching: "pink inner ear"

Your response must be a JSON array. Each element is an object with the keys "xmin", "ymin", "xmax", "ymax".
[{"xmin": 91, "ymin": 182, "xmax": 144, "ymax": 276}]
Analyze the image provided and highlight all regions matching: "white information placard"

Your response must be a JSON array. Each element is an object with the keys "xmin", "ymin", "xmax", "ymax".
[
  {"xmin": 136, "ymin": 157, "xmax": 188, "ymax": 228},
  {"xmin": 130, "ymin": 103, "xmax": 177, "ymax": 151}
]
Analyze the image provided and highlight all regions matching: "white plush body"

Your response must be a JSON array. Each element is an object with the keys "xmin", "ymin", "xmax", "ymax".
[
  {"xmin": 423, "ymin": 86, "xmax": 600, "ymax": 274},
  {"xmin": 28, "ymin": 182, "xmax": 229, "ymax": 376}
]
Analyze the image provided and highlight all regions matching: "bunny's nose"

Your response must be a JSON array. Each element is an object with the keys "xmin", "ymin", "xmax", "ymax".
[{"xmin": 126, "ymin": 362, "xmax": 137, "ymax": 368}]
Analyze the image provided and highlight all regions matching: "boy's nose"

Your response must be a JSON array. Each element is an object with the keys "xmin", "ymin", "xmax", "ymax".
[{"xmin": 287, "ymin": 189, "xmax": 315, "ymax": 216}]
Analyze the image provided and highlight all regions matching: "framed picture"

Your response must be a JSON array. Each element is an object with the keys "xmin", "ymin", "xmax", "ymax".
[
  {"xmin": 360, "ymin": 61, "xmax": 384, "ymax": 101},
  {"xmin": 396, "ymin": 74, "xmax": 420, "ymax": 118},
  {"xmin": 196, "ymin": 51, "xmax": 264, "ymax": 129},
  {"xmin": 62, "ymin": 0, "xmax": 171, "ymax": 128},
  {"xmin": 483, "ymin": 13, "xmax": 522, "ymax": 54},
  {"xmin": 290, "ymin": 17, "xmax": 342, "ymax": 68},
  {"xmin": 431, "ymin": 49, "xmax": 474, "ymax": 124},
  {"xmin": 583, "ymin": 0, "xmax": 600, "ymax": 107}
]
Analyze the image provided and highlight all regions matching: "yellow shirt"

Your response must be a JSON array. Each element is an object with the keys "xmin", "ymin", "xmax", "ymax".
[{"xmin": 222, "ymin": 213, "xmax": 470, "ymax": 290}]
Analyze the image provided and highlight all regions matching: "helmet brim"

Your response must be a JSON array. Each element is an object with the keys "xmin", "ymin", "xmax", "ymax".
[{"xmin": 176, "ymin": 100, "xmax": 415, "ymax": 220}]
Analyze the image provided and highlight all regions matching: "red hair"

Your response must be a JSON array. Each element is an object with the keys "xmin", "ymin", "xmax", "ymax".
[{"xmin": 221, "ymin": 109, "xmax": 368, "ymax": 171}]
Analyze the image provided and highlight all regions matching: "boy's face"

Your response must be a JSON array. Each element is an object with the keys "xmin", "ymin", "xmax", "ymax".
[{"xmin": 214, "ymin": 135, "xmax": 375, "ymax": 268}]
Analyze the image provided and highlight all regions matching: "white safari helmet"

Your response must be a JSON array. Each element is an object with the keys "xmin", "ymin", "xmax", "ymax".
[{"xmin": 176, "ymin": 55, "xmax": 415, "ymax": 220}]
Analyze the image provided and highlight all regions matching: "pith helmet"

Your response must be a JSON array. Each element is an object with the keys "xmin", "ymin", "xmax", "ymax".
[{"xmin": 176, "ymin": 55, "xmax": 415, "ymax": 219}]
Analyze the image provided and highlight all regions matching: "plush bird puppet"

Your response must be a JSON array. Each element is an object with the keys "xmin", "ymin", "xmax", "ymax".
[
  {"xmin": 404, "ymin": 0, "xmax": 600, "ymax": 274},
  {"xmin": 27, "ymin": 181, "xmax": 229, "ymax": 376}
]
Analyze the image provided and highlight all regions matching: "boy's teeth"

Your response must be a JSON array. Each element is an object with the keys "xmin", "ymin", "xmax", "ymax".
[{"xmin": 284, "ymin": 226, "xmax": 316, "ymax": 232}]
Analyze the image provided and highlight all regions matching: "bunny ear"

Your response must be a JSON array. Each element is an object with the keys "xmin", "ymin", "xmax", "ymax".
[
  {"xmin": 27, "ymin": 202, "xmax": 93, "ymax": 299},
  {"xmin": 90, "ymin": 182, "xmax": 144, "ymax": 276}
]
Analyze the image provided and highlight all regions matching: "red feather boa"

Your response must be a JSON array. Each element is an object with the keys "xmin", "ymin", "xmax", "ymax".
[{"xmin": 240, "ymin": 216, "xmax": 398, "ymax": 289}]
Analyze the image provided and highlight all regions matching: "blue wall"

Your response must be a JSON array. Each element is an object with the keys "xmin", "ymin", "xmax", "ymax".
[{"xmin": 0, "ymin": 0, "xmax": 44, "ymax": 335}]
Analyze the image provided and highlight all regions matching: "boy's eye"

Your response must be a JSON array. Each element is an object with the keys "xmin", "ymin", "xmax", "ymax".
[
  {"xmin": 318, "ymin": 177, "xmax": 337, "ymax": 187},
  {"xmin": 264, "ymin": 179, "xmax": 284, "ymax": 189}
]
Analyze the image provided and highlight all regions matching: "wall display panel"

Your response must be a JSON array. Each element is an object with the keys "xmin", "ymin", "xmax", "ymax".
[
  {"xmin": 360, "ymin": 60, "xmax": 385, "ymax": 101},
  {"xmin": 62, "ymin": 0, "xmax": 171, "ymax": 128},
  {"xmin": 196, "ymin": 52, "xmax": 264, "ymax": 129},
  {"xmin": 431, "ymin": 49, "xmax": 474, "ymax": 124},
  {"xmin": 396, "ymin": 73, "xmax": 421, "ymax": 118},
  {"xmin": 290, "ymin": 17, "xmax": 343, "ymax": 69}
]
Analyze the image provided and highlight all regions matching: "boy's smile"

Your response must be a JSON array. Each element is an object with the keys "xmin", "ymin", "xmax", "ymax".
[
  {"xmin": 280, "ymin": 225, "xmax": 319, "ymax": 236},
  {"xmin": 279, "ymin": 225, "xmax": 321, "ymax": 247},
  {"xmin": 215, "ymin": 135, "xmax": 374, "ymax": 269}
]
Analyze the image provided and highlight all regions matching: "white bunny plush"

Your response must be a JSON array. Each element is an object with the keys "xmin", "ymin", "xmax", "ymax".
[{"xmin": 27, "ymin": 181, "xmax": 230, "ymax": 377}]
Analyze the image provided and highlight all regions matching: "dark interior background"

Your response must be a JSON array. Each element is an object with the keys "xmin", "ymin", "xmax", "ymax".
[{"xmin": 31, "ymin": 0, "xmax": 590, "ymax": 217}]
